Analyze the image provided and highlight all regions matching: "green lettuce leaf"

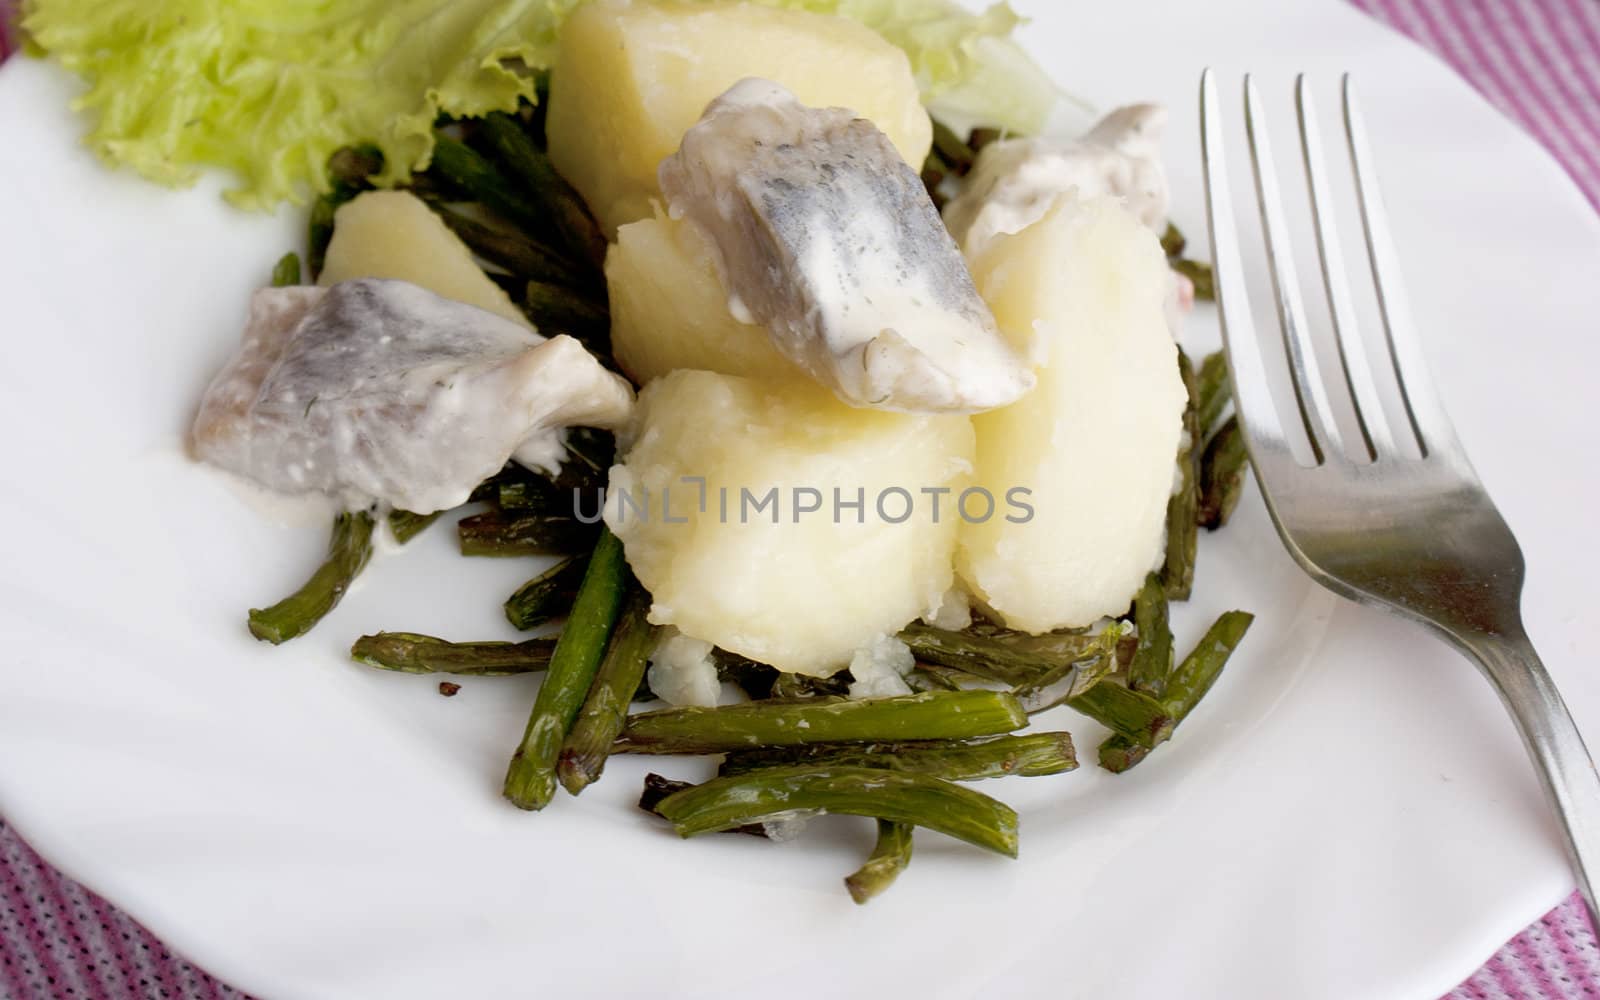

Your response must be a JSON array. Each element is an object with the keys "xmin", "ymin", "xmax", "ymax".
[
  {"xmin": 22, "ymin": 0, "xmax": 585, "ymax": 210},
  {"xmin": 22, "ymin": 0, "xmax": 1055, "ymax": 210}
]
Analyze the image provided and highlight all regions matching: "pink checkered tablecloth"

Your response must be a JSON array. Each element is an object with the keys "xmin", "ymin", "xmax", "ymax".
[{"xmin": 2, "ymin": 2, "xmax": 1599, "ymax": 998}]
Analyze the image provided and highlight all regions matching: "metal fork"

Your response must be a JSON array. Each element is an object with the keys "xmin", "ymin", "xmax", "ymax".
[{"xmin": 1199, "ymin": 69, "xmax": 1600, "ymax": 918}]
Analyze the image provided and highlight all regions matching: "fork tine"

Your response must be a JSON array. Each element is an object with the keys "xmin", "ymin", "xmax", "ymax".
[
  {"xmin": 1343, "ymin": 75, "xmax": 1463, "ymax": 460},
  {"xmin": 1200, "ymin": 69, "xmax": 1298, "ymax": 482},
  {"xmin": 1295, "ymin": 75, "xmax": 1396, "ymax": 462},
  {"xmin": 1242, "ymin": 75, "xmax": 1344, "ymax": 465}
]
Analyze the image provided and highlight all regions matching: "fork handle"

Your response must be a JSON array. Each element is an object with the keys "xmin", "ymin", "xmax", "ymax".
[{"xmin": 1457, "ymin": 628, "xmax": 1600, "ymax": 923}]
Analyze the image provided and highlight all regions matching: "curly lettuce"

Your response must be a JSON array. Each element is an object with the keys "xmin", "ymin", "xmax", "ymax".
[{"xmin": 22, "ymin": 0, "xmax": 1056, "ymax": 210}]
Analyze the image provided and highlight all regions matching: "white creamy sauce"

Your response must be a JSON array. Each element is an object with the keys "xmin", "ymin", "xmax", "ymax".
[
  {"xmin": 944, "ymin": 104, "xmax": 1171, "ymax": 258},
  {"xmin": 846, "ymin": 633, "xmax": 916, "ymax": 700},
  {"xmin": 646, "ymin": 629, "xmax": 722, "ymax": 707},
  {"xmin": 191, "ymin": 278, "xmax": 633, "ymax": 513},
  {"xmin": 658, "ymin": 78, "xmax": 1034, "ymax": 414}
]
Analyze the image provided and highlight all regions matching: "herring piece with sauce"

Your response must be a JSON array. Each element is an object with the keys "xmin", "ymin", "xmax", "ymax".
[
  {"xmin": 944, "ymin": 104, "xmax": 1170, "ymax": 258},
  {"xmin": 192, "ymin": 278, "xmax": 633, "ymax": 514},
  {"xmin": 657, "ymin": 79, "xmax": 1034, "ymax": 415}
]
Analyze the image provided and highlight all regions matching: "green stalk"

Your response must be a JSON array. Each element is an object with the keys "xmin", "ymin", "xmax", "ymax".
[
  {"xmin": 638, "ymin": 774, "xmax": 768, "ymax": 838},
  {"xmin": 388, "ymin": 509, "xmax": 443, "ymax": 545},
  {"xmin": 1164, "ymin": 611, "xmax": 1253, "ymax": 719},
  {"xmin": 898, "ymin": 622, "xmax": 1105, "ymax": 686},
  {"xmin": 557, "ymin": 588, "xmax": 660, "ymax": 795},
  {"xmin": 1173, "ymin": 257, "xmax": 1215, "ymax": 301},
  {"xmin": 428, "ymin": 133, "xmax": 543, "ymax": 232},
  {"xmin": 1098, "ymin": 610, "xmax": 1254, "ymax": 773},
  {"xmin": 428, "ymin": 201, "xmax": 591, "ymax": 290},
  {"xmin": 350, "ymin": 632, "xmax": 554, "ymax": 676},
  {"xmin": 1067, "ymin": 680, "xmax": 1174, "ymax": 748},
  {"xmin": 846, "ymin": 820, "xmax": 914, "ymax": 904},
  {"xmin": 719, "ymin": 732, "xmax": 1077, "ymax": 781},
  {"xmin": 1097, "ymin": 736, "xmax": 1150, "ymax": 774},
  {"xmin": 930, "ymin": 119, "xmax": 976, "ymax": 175},
  {"xmin": 458, "ymin": 509, "xmax": 596, "ymax": 557},
  {"xmin": 654, "ymin": 765, "xmax": 1019, "ymax": 858},
  {"xmin": 1195, "ymin": 350, "xmax": 1232, "ymax": 439},
  {"xmin": 1010, "ymin": 623, "xmax": 1129, "ymax": 714},
  {"xmin": 615, "ymin": 690, "xmax": 1028, "ymax": 755},
  {"xmin": 503, "ymin": 529, "xmax": 628, "ymax": 811},
  {"xmin": 478, "ymin": 113, "xmax": 609, "ymax": 275},
  {"xmin": 504, "ymin": 554, "xmax": 589, "ymax": 630},
  {"xmin": 1160, "ymin": 221, "xmax": 1187, "ymax": 258},
  {"xmin": 524, "ymin": 279, "xmax": 610, "ymax": 336},
  {"xmin": 1162, "ymin": 348, "xmax": 1201, "ymax": 600},
  {"xmin": 1198, "ymin": 416, "xmax": 1249, "ymax": 530},
  {"xmin": 271, "ymin": 252, "xmax": 301, "ymax": 287},
  {"xmin": 247, "ymin": 511, "xmax": 374, "ymax": 644},
  {"xmin": 1126, "ymin": 574, "xmax": 1174, "ymax": 697}
]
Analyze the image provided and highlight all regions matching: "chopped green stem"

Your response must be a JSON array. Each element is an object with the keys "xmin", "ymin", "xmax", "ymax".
[
  {"xmin": 307, "ymin": 194, "xmax": 341, "ymax": 281},
  {"xmin": 1067, "ymin": 679, "xmax": 1174, "ymax": 748},
  {"xmin": 558, "ymin": 587, "xmax": 660, "ymax": 795},
  {"xmin": 247, "ymin": 512, "xmax": 374, "ymax": 644},
  {"xmin": 768, "ymin": 671, "xmax": 850, "ymax": 700},
  {"xmin": 1160, "ymin": 221, "xmax": 1187, "ymax": 258},
  {"xmin": 846, "ymin": 820, "xmax": 914, "ymax": 904},
  {"xmin": 327, "ymin": 144, "xmax": 384, "ymax": 189},
  {"xmin": 1195, "ymin": 350, "xmax": 1232, "ymax": 439},
  {"xmin": 967, "ymin": 126, "xmax": 1003, "ymax": 152},
  {"xmin": 387, "ymin": 508, "xmax": 443, "ymax": 545},
  {"xmin": 271, "ymin": 252, "xmax": 301, "ymax": 287},
  {"xmin": 478, "ymin": 113, "xmax": 609, "ymax": 275},
  {"xmin": 898, "ymin": 622, "xmax": 1105, "ymax": 686},
  {"xmin": 906, "ymin": 665, "xmax": 965, "ymax": 692},
  {"xmin": 638, "ymin": 774, "xmax": 768, "ymax": 838},
  {"xmin": 504, "ymin": 529, "xmax": 628, "ymax": 810},
  {"xmin": 654, "ymin": 765, "xmax": 1019, "ymax": 858},
  {"xmin": 524, "ymin": 279, "xmax": 610, "ymax": 334},
  {"xmin": 429, "ymin": 202, "xmax": 591, "ymax": 290},
  {"xmin": 1162, "ymin": 349, "xmax": 1201, "ymax": 600},
  {"xmin": 1011, "ymin": 623, "xmax": 1128, "ymax": 714},
  {"xmin": 350, "ymin": 632, "xmax": 554, "ymax": 675},
  {"xmin": 504, "ymin": 554, "xmax": 589, "ymax": 630},
  {"xmin": 1126, "ymin": 574, "xmax": 1174, "ymax": 697},
  {"xmin": 1198, "ymin": 416, "xmax": 1249, "ymax": 530},
  {"xmin": 1097, "ymin": 735, "xmax": 1150, "ymax": 773},
  {"xmin": 615, "ymin": 690, "xmax": 1028, "ymax": 755},
  {"xmin": 720, "ymin": 732, "xmax": 1077, "ymax": 782},
  {"xmin": 1173, "ymin": 257, "xmax": 1215, "ymax": 301},
  {"xmin": 1098, "ymin": 610, "xmax": 1253, "ymax": 774},
  {"xmin": 458, "ymin": 509, "xmax": 596, "ymax": 557},
  {"xmin": 715, "ymin": 651, "xmax": 779, "ymax": 701},
  {"xmin": 1165, "ymin": 611, "xmax": 1253, "ymax": 721},
  {"xmin": 930, "ymin": 119, "xmax": 976, "ymax": 175},
  {"xmin": 428, "ymin": 133, "xmax": 543, "ymax": 232},
  {"xmin": 495, "ymin": 478, "xmax": 565, "ymax": 513}
]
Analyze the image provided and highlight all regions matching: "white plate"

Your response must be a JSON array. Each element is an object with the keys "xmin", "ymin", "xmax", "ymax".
[{"xmin": 2, "ymin": 1, "xmax": 1598, "ymax": 997}]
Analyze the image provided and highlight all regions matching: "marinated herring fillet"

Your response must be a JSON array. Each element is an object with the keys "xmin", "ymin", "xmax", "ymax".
[
  {"xmin": 192, "ymin": 278, "xmax": 632, "ymax": 513},
  {"xmin": 658, "ymin": 79, "xmax": 1033, "ymax": 414}
]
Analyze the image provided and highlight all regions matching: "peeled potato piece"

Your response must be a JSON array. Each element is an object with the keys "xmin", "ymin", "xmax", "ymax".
[
  {"xmin": 606, "ymin": 370, "xmax": 974, "ymax": 675},
  {"xmin": 957, "ymin": 195, "xmax": 1187, "ymax": 633},
  {"xmin": 318, "ymin": 190, "xmax": 529, "ymax": 327},
  {"xmin": 546, "ymin": 0, "xmax": 932, "ymax": 235},
  {"xmin": 606, "ymin": 211, "xmax": 799, "ymax": 385}
]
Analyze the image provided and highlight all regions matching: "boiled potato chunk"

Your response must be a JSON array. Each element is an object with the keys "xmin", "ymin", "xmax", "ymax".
[
  {"xmin": 606, "ymin": 211, "xmax": 800, "ymax": 384},
  {"xmin": 547, "ymin": 0, "xmax": 932, "ymax": 235},
  {"xmin": 607, "ymin": 370, "xmax": 973, "ymax": 675},
  {"xmin": 318, "ymin": 190, "xmax": 529, "ymax": 327},
  {"xmin": 958, "ymin": 195, "xmax": 1187, "ymax": 633}
]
